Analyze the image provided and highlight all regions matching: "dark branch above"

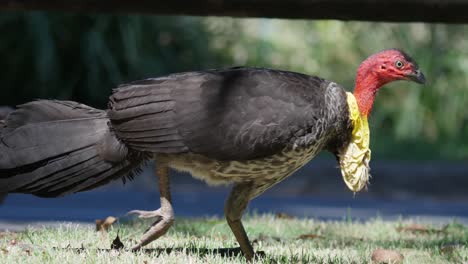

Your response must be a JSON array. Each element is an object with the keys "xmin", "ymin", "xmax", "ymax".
[{"xmin": 1, "ymin": 0, "xmax": 468, "ymax": 23}]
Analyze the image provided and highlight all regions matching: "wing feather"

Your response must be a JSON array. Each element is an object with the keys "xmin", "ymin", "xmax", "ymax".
[{"xmin": 109, "ymin": 68, "xmax": 344, "ymax": 160}]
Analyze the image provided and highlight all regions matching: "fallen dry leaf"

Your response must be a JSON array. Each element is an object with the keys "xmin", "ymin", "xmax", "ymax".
[
  {"xmin": 275, "ymin": 212, "xmax": 295, "ymax": 219},
  {"xmin": 111, "ymin": 233, "xmax": 124, "ymax": 250},
  {"xmin": 371, "ymin": 249, "xmax": 404, "ymax": 264},
  {"xmin": 297, "ymin": 234, "xmax": 324, "ymax": 240},
  {"xmin": 96, "ymin": 216, "xmax": 117, "ymax": 232},
  {"xmin": 95, "ymin": 220, "xmax": 103, "ymax": 230},
  {"xmin": 1, "ymin": 248, "xmax": 8, "ymax": 254}
]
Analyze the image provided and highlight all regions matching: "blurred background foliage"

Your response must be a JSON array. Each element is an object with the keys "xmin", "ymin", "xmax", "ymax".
[{"xmin": 0, "ymin": 12, "xmax": 467, "ymax": 160}]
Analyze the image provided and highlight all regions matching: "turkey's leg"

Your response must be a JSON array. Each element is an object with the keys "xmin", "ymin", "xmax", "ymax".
[
  {"xmin": 129, "ymin": 163, "xmax": 174, "ymax": 250},
  {"xmin": 225, "ymin": 182, "xmax": 255, "ymax": 261}
]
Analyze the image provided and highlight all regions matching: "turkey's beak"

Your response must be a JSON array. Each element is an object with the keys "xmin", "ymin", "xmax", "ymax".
[{"xmin": 407, "ymin": 69, "xmax": 426, "ymax": 84}]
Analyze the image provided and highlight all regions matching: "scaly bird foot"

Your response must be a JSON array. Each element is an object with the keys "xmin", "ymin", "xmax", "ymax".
[{"xmin": 127, "ymin": 208, "xmax": 174, "ymax": 251}]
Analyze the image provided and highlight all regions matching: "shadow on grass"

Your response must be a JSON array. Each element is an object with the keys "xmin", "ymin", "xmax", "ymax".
[{"xmin": 52, "ymin": 246, "xmax": 267, "ymax": 259}]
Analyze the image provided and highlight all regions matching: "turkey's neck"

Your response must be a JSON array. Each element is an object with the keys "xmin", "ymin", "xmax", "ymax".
[{"xmin": 353, "ymin": 63, "xmax": 387, "ymax": 117}]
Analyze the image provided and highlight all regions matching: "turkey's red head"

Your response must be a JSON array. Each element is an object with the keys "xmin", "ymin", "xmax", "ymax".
[
  {"xmin": 354, "ymin": 49, "xmax": 425, "ymax": 116},
  {"xmin": 370, "ymin": 49, "xmax": 425, "ymax": 85}
]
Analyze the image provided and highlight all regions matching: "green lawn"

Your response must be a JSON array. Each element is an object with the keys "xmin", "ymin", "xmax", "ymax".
[{"xmin": 1, "ymin": 214, "xmax": 467, "ymax": 263}]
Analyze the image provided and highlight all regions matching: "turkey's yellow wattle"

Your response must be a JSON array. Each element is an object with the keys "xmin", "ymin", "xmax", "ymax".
[{"xmin": 339, "ymin": 92, "xmax": 371, "ymax": 193}]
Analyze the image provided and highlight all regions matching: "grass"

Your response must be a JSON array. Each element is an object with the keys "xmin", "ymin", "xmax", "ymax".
[{"xmin": 0, "ymin": 214, "xmax": 467, "ymax": 263}]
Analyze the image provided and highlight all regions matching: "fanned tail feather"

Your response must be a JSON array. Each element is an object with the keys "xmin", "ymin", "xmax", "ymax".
[{"xmin": 0, "ymin": 100, "xmax": 147, "ymax": 198}]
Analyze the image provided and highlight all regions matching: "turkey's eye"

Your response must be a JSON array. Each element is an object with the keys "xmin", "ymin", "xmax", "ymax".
[{"xmin": 395, "ymin": 60, "xmax": 404, "ymax": 68}]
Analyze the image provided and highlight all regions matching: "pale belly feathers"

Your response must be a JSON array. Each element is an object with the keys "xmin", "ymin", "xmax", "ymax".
[{"xmin": 158, "ymin": 140, "xmax": 325, "ymax": 188}]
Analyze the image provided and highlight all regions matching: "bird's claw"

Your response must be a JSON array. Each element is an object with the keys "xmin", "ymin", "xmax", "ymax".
[
  {"xmin": 128, "ymin": 207, "xmax": 174, "ymax": 250},
  {"xmin": 126, "ymin": 208, "xmax": 162, "ymax": 219},
  {"xmin": 130, "ymin": 243, "xmax": 143, "ymax": 251}
]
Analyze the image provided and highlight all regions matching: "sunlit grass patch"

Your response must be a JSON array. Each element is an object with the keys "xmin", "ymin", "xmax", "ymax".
[{"xmin": 0, "ymin": 214, "xmax": 467, "ymax": 263}]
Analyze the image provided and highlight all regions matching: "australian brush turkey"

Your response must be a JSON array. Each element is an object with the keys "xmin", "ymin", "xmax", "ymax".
[{"xmin": 0, "ymin": 49, "xmax": 425, "ymax": 260}]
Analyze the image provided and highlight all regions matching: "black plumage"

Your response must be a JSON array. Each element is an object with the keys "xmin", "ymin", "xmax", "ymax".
[
  {"xmin": 0, "ymin": 100, "xmax": 145, "ymax": 197},
  {"xmin": 0, "ymin": 67, "xmax": 352, "ymax": 196},
  {"xmin": 0, "ymin": 67, "xmax": 354, "ymax": 197},
  {"xmin": 0, "ymin": 49, "xmax": 426, "ymax": 260},
  {"xmin": 0, "ymin": 67, "xmax": 352, "ymax": 258},
  {"xmin": 109, "ymin": 68, "xmax": 350, "ymax": 161}
]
